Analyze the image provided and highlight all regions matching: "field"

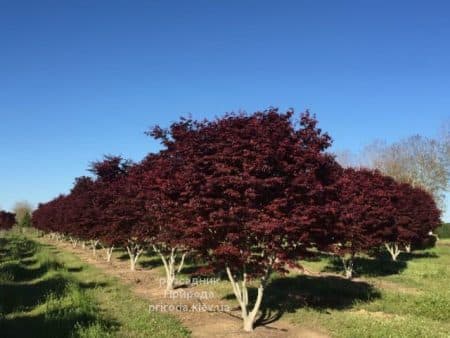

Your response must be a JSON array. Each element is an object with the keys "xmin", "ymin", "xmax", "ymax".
[
  {"xmin": 1, "ymin": 229, "xmax": 449, "ymax": 337},
  {"xmin": 0, "ymin": 230, "xmax": 189, "ymax": 338}
]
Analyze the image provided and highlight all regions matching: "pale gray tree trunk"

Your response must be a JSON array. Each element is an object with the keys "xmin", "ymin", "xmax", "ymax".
[
  {"xmin": 404, "ymin": 243, "xmax": 411, "ymax": 253},
  {"xmin": 385, "ymin": 242, "xmax": 401, "ymax": 261},
  {"xmin": 91, "ymin": 240, "xmax": 99, "ymax": 257},
  {"xmin": 126, "ymin": 244, "xmax": 144, "ymax": 271},
  {"xmin": 340, "ymin": 254, "xmax": 354, "ymax": 279},
  {"xmin": 105, "ymin": 246, "xmax": 114, "ymax": 263},
  {"xmin": 153, "ymin": 246, "xmax": 187, "ymax": 291},
  {"xmin": 68, "ymin": 236, "xmax": 77, "ymax": 248},
  {"xmin": 99, "ymin": 243, "xmax": 114, "ymax": 263},
  {"xmin": 225, "ymin": 261, "xmax": 272, "ymax": 332}
]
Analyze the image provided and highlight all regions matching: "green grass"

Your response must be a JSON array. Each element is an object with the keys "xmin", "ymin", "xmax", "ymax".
[
  {"xmin": 436, "ymin": 223, "xmax": 450, "ymax": 238},
  {"xmin": 2, "ymin": 228, "xmax": 449, "ymax": 337},
  {"xmin": 0, "ymin": 231, "xmax": 190, "ymax": 338},
  {"xmin": 287, "ymin": 240, "xmax": 450, "ymax": 337},
  {"xmin": 111, "ymin": 238, "xmax": 450, "ymax": 337}
]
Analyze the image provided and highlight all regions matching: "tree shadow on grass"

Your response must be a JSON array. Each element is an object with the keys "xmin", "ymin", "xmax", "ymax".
[
  {"xmin": 1, "ymin": 238, "xmax": 37, "ymax": 261},
  {"xmin": 79, "ymin": 281, "xmax": 109, "ymax": 289},
  {"xmin": 67, "ymin": 266, "xmax": 83, "ymax": 273},
  {"xmin": 115, "ymin": 252, "xmax": 129, "ymax": 261},
  {"xmin": 0, "ymin": 236, "xmax": 118, "ymax": 337},
  {"xmin": 0, "ymin": 275, "xmax": 69, "ymax": 313},
  {"xmin": 0, "ymin": 309, "xmax": 118, "ymax": 338},
  {"xmin": 139, "ymin": 256, "xmax": 164, "ymax": 269},
  {"xmin": 0, "ymin": 288, "xmax": 119, "ymax": 338},
  {"xmin": 0, "ymin": 279, "xmax": 116, "ymax": 337},
  {"xmin": 322, "ymin": 256, "xmax": 407, "ymax": 277},
  {"xmin": 20, "ymin": 258, "xmax": 38, "ymax": 266},
  {"xmin": 401, "ymin": 251, "xmax": 439, "ymax": 261},
  {"xmin": 223, "ymin": 274, "xmax": 380, "ymax": 327},
  {"xmin": 302, "ymin": 251, "xmax": 333, "ymax": 262},
  {"xmin": 0, "ymin": 261, "xmax": 57, "ymax": 282}
]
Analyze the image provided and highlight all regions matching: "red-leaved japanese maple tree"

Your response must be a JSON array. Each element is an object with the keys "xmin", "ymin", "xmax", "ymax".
[
  {"xmin": 157, "ymin": 109, "xmax": 341, "ymax": 331},
  {"xmin": 90, "ymin": 155, "xmax": 144, "ymax": 270},
  {"xmin": 384, "ymin": 182, "xmax": 441, "ymax": 260},
  {"xmin": 333, "ymin": 168, "xmax": 400, "ymax": 277},
  {"xmin": 104, "ymin": 157, "xmax": 156, "ymax": 270},
  {"xmin": 33, "ymin": 194, "xmax": 71, "ymax": 241},
  {"xmin": 65, "ymin": 176, "xmax": 99, "ymax": 249},
  {"xmin": 142, "ymin": 126, "xmax": 201, "ymax": 290},
  {"xmin": 0, "ymin": 210, "xmax": 16, "ymax": 230}
]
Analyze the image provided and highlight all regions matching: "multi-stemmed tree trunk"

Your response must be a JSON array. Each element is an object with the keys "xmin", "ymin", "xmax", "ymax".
[
  {"xmin": 225, "ymin": 264, "xmax": 272, "ymax": 332},
  {"xmin": 99, "ymin": 243, "xmax": 115, "ymax": 262},
  {"xmin": 153, "ymin": 246, "xmax": 187, "ymax": 291},
  {"xmin": 404, "ymin": 243, "xmax": 412, "ymax": 253},
  {"xmin": 126, "ymin": 242, "xmax": 144, "ymax": 271},
  {"xmin": 385, "ymin": 242, "xmax": 401, "ymax": 261},
  {"xmin": 340, "ymin": 253, "xmax": 355, "ymax": 279},
  {"xmin": 69, "ymin": 237, "xmax": 78, "ymax": 248},
  {"xmin": 91, "ymin": 239, "xmax": 100, "ymax": 257},
  {"xmin": 105, "ymin": 246, "xmax": 114, "ymax": 263}
]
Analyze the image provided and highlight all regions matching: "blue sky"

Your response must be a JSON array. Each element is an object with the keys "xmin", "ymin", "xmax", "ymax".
[{"xmin": 0, "ymin": 1, "xmax": 449, "ymax": 220}]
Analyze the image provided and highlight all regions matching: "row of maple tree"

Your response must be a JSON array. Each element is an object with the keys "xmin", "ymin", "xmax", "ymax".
[{"xmin": 31, "ymin": 109, "xmax": 441, "ymax": 332}]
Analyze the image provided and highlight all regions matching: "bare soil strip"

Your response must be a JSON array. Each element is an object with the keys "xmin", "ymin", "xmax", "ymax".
[{"xmin": 37, "ymin": 237, "xmax": 329, "ymax": 338}]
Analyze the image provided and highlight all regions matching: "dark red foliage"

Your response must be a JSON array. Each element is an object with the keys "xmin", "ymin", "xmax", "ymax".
[
  {"xmin": 151, "ymin": 109, "xmax": 342, "ymax": 278},
  {"xmin": 31, "ymin": 107, "xmax": 442, "ymax": 283},
  {"xmin": 100, "ymin": 156, "xmax": 155, "ymax": 248},
  {"xmin": 141, "ymin": 155, "xmax": 187, "ymax": 249},
  {"xmin": 389, "ymin": 183, "xmax": 441, "ymax": 248},
  {"xmin": 33, "ymin": 156, "xmax": 135, "ymax": 247},
  {"xmin": 89, "ymin": 155, "xmax": 132, "ymax": 183},
  {"xmin": 33, "ymin": 194, "xmax": 69, "ymax": 234},
  {"xmin": 332, "ymin": 168, "xmax": 400, "ymax": 256},
  {"xmin": 0, "ymin": 211, "xmax": 16, "ymax": 230},
  {"xmin": 332, "ymin": 168, "xmax": 441, "ymax": 265}
]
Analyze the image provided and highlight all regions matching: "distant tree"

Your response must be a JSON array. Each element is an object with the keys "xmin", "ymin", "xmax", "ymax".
[
  {"xmin": 333, "ymin": 168, "xmax": 399, "ymax": 278},
  {"xmin": 20, "ymin": 211, "xmax": 32, "ymax": 228},
  {"xmin": 365, "ymin": 135, "xmax": 448, "ymax": 209},
  {"xmin": 384, "ymin": 183, "xmax": 441, "ymax": 260},
  {"xmin": 13, "ymin": 201, "xmax": 33, "ymax": 227},
  {"xmin": 439, "ymin": 120, "xmax": 450, "ymax": 177},
  {"xmin": 334, "ymin": 149, "xmax": 358, "ymax": 168}
]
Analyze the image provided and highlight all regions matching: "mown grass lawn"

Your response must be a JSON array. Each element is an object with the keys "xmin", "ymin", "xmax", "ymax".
[
  {"xmin": 286, "ymin": 240, "xmax": 450, "ymax": 337},
  {"xmin": 2, "ymin": 229, "xmax": 449, "ymax": 338},
  {"xmin": 114, "ymin": 239, "xmax": 450, "ymax": 338},
  {"xmin": 136, "ymin": 239, "xmax": 450, "ymax": 337},
  {"xmin": 0, "ymin": 230, "xmax": 190, "ymax": 338}
]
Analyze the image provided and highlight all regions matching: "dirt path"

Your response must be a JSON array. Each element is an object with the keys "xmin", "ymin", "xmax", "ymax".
[{"xmin": 37, "ymin": 237, "xmax": 329, "ymax": 338}]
